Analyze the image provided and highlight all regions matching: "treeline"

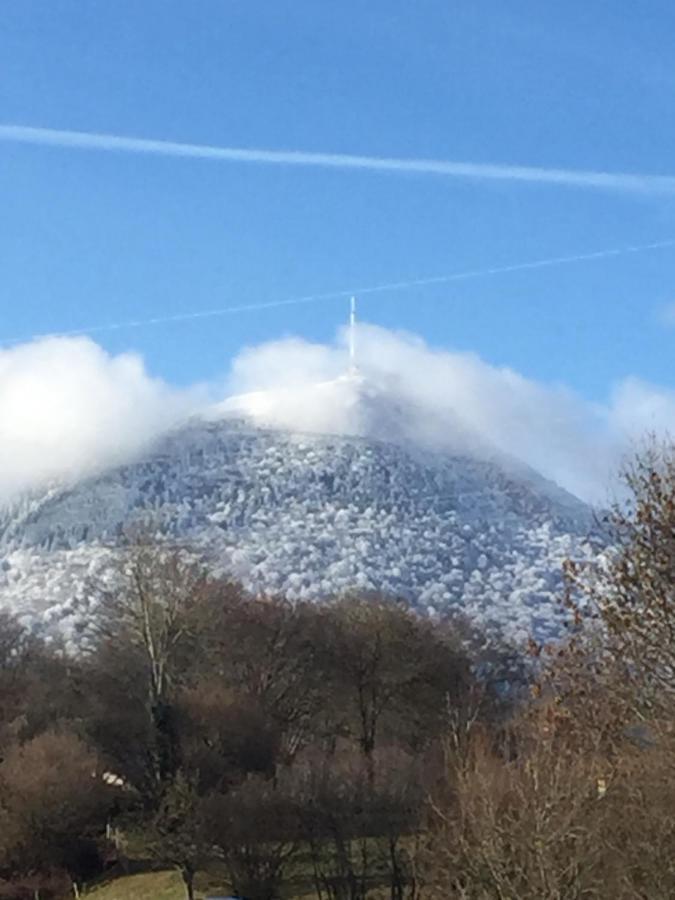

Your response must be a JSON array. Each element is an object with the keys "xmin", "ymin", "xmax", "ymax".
[
  {"xmin": 0, "ymin": 546, "xmax": 488, "ymax": 900},
  {"xmin": 4, "ymin": 443, "xmax": 675, "ymax": 899}
]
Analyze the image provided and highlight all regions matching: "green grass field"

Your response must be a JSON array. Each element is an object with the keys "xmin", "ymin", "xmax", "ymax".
[
  {"xmin": 82, "ymin": 839, "xmax": 391, "ymax": 898},
  {"xmin": 84, "ymin": 868, "xmax": 233, "ymax": 899},
  {"xmin": 84, "ymin": 870, "xmax": 186, "ymax": 899}
]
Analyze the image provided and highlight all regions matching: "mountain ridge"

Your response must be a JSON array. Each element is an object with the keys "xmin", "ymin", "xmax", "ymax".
[{"xmin": 0, "ymin": 393, "xmax": 597, "ymax": 644}]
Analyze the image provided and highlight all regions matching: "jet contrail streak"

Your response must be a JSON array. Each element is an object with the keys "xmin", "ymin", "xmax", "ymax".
[
  {"xmin": 3, "ymin": 123, "xmax": 675, "ymax": 193},
  {"xmin": 2, "ymin": 237, "xmax": 673, "ymax": 347}
]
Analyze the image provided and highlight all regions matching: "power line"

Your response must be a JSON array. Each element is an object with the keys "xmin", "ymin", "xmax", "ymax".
[{"xmin": 2, "ymin": 236, "xmax": 674, "ymax": 347}]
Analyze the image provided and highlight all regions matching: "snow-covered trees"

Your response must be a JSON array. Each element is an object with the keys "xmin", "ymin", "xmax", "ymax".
[{"xmin": 0, "ymin": 420, "xmax": 595, "ymax": 644}]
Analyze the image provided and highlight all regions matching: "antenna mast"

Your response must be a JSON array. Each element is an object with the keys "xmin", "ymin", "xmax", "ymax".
[{"xmin": 349, "ymin": 296, "xmax": 357, "ymax": 373}]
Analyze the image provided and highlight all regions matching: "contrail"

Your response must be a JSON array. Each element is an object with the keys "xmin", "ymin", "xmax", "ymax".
[
  {"xmin": 3, "ymin": 123, "xmax": 675, "ymax": 193},
  {"xmin": 2, "ymin": 237, "xmax": 673, "ymax": 347}
]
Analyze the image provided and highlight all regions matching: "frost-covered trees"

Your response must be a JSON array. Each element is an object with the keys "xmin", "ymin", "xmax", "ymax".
[{"xmin": 0, "ymin": 420, "xmax": 595, "ymax": 643}]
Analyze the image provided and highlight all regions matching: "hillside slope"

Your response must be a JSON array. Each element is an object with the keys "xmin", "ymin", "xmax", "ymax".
[{"xmin": 0, "ymin": 402, "xmax": 596, "ymax": 644}]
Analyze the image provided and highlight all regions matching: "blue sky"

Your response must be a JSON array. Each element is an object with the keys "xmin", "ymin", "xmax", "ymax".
[{"xmin": 2, "ymin": 0, "xmax": 675, "ymax": 402}]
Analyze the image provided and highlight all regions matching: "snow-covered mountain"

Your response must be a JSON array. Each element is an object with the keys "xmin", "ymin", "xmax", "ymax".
[{"xmin": 0, "ymin": 374, "xmax": 598, "ymax": 644}]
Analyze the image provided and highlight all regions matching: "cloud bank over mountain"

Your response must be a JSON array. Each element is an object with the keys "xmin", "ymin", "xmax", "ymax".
[
  {"xmin": 1, "ymin": 324, "xmax": 674, "ymax": 505},
  {"xmin": 228, "ymin": 323, "xmax": 675, "ymax": 503},
  {"xmin": 0, "ymin": 337, "xmax": 193, "ymax": 503}
]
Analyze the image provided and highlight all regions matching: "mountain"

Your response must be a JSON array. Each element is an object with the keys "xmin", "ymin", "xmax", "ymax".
[{"xmin": 0, "ymin": 374, "xmax": 597, "ymax": 644}]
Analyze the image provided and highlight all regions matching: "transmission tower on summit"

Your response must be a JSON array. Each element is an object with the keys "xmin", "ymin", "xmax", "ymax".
[{"xmin": 348, "ymin": 295, "xmax": 358, "ymax": 375}]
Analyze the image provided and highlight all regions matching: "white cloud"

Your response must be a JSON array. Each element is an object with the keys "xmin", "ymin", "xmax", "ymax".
[
  {"xmin": 608, "ymin": 376, "xmax": 675, "ymax": 436},
  {"xmin": 0, "ymin": 337, "xmax": 193, "ymax": 503},
  {"xmin": 225, "ymin": 324, "xmax": 675, "ymax": 505},
  {"xmin": 2, "ymin": 326, "xmax": 675, "ymax": 508}
]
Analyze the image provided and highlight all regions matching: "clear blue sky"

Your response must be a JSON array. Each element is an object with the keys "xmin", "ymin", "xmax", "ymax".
[{"xmin": 2, "ymin": 0, "xmax": 675, "ymax": 401}]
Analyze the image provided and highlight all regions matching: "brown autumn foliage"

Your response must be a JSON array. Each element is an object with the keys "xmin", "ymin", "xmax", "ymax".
[
  {"xmin": 0, "ymin": 730, "xmax": 111, "ymax": 882},
  {"xmin": 422, "ymin": 684, "xmax": 675, "ymax": 899},
  {"xmin": 564, "ymin": 438, "xmax": 675, "ymax": 707}
]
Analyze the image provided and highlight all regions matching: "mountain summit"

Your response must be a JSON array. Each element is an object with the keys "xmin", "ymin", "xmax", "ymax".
[
  {"xmin": 0, "ymin": 369, "xmax": 596, "ymax": 645},
  {"xmin": 217, "ymin": 371, "xmax": 415, "ymax": 443}
]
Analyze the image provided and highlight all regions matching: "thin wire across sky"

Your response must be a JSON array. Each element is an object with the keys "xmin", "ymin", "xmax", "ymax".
[{"xmin": 1, "ymin": 236, "xmax": 673, "ymax": 348}]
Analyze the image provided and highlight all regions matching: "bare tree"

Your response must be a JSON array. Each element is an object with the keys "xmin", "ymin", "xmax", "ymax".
[
  {"xmin": 288, "ymin": 741, "xmax": 424, "ymax": 900},
  {"xmin": 204, "ymin": 775, "xmax": 300, "ymax": 900},
  {"xmin": 211, "ymin": 593, "xmax": 329, "ymax": 762},
  {"xmin": 321, "ymin": 594, "xmax": 471, "ymax": 781},
  {"xmin": 564, "ymin": 439, "xmax": 675, "ymax": 713},
  {"xmin": 144, "ymin": 772, "xmax": 209, "ymax": 900},
  {"xmin": 0, "ymin": 612, "xmax": 70, "ymax": 754},
  {"xmin": 86, "ymin": 540, "xmax": 212, "ymax": 794},
  {"xmin": 175, "ymin": 680, "xmax": 280, "ymax": 793}
]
